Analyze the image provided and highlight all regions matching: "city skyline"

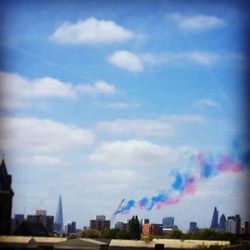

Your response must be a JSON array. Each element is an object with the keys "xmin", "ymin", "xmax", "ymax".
[{"xmin": 0, "ymin": 0, "xmax": 249, "ymax": 231}]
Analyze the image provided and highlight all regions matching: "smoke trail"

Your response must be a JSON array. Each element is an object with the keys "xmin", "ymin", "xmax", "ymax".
[{"xmin": 115, "ymin": 139, "xmax": 250, "ymax": 215}]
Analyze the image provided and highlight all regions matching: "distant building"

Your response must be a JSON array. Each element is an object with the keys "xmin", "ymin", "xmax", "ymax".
[
  {"xmin": 219, "ymin": 214, "xmax": 226, "ymax": 231},
  {"xmin": 226, "ymin": 216, "xmax": 236, "ymax": 234},
  {"xmin": 162, "ymin": 217, "xmax": 174, "ymax": 229},
  {"xmin": 142, "ymin": 224, "xmax": 163, "ymax": 237},
  {"xmin": 0, "ymin": 159, "xmax": 14, "ymax": 235},
  {"xmin": 189, "ymin": 222, "xmax": 198, "ymax": 233},
  {"xmin": 235, "ymin": 215, "xmax": 241, "ymax": 234},
  {"xmin": 96, "ymin": 215, "xmax": 105, "ymax": 221},
  {"xmin": 141, "ymin": 219, "xmax": 150, "ymax": 225},
  {"xmin": 54, "ymin": 195, "xmax": 64, "ymax": 234},
  {"xmin": 65, "ymin": 221, "xmax": 76, "ymax": 234},
  {"xmin": 36, "ymin": 210, "xmax": 47, "ymax": 216},
  {"xmin": 115, "ymin": 222, "xmax": 127, "ymax": 230},
  {"xmin": 11, "ymin": 214, "xmax": 25, "ymax": 233},
  {"xmin": 90, "ymin": 215, "xmax": 110, "ymax": 231},
  {"xmin": 15, "ymin": 221, "xmax": 49, "ymax": 236},
  {"xmin": 27, "ymin": 210, "xmax": 54, "ymax": 235},
  {"xmin": 245, "ymin": 221, "xmax": 250, "ymax": 235},
  {"xmin": 226, "ymin": 215, "xmax": 241, "ymax": 234},
  {"xmin": 210, "ymin": 207, "xmax": 219, "ymax": 230}
]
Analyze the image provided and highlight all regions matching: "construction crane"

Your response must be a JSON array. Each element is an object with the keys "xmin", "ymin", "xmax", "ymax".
[{"xmin": 110, "ymin": 198, "xmax": 125, "ymax": 227}]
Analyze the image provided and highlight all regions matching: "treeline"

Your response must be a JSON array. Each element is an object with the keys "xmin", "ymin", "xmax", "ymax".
[
  {"xmin": 81, "ymin": 227, "xmax": 240, "ymax": 244},
  {"xmin": 81, "ymin": 216, "xmax": 141, "ymax": 240},
  {"xmin": 153, "ymin": 228, "xmax": 238, "ymax": 244}
]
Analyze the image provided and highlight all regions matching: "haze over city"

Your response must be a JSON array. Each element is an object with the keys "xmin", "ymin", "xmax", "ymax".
[{"xmin": 0, "ymin": 0, "xmax": 249, "ymax": 231}]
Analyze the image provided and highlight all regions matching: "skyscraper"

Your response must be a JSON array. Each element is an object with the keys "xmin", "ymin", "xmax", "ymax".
[
  {"xmin": 210, "ymin": 207, "xmax": 219, "ymax": 230},
  {"xmin": 162, "ymin": 217, "xmax": 174, "ymax": 228},
  {"xmin": 0, "ymin": 159, "xmax": 14, "ymax": 235},
  {"xmin": 219, "ymin": 214, "xmax": 226, "ymax": 231},
  {"xmin": 54, "ymin": 195, "xmax": 63, "ymax": 234}
]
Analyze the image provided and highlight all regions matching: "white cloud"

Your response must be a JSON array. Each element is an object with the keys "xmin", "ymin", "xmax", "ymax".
[
  {"xmin": 81, "ymin": 169, "xmax": 136, "ymax": 183},
  {"xmin": 108, "ymin": 50, "xmax": 143, "ymax": 72},
  {"xmin": 193, "ymin": 99, "xmax": 218, "ymax": 108},
  {"xmin": 169, "ymin": 13, "xmax": 226, "ymax": 31},
  {"xmin": 108, "ymin": 50, "xmax": 220, "ymax": 72},
  {"xmin": 18, "ymin": 155, "xmax": 66, "ymax": 167},
  {"xmin": 0, "ymin": 117, "xmax": 94, "ymax": 152},
  {"xmin": 75, "ymin": 80, "xmax": 115, "ymax": 95},
  {"xmin": 106, "ymin": 102, "xmax": 141, "ymax": 109},
  {"xmin": 0, "ymin": 72, "xmax": 116, "ymax": 109},
  {"xmin": 181, "ymin": 51, "xmax": 219, "ymax": 66},
  {"xmin": 106, "ymin": 102, "xmax": 130, "ymax": 109},
  {"xmin": 97, "ymin": 119, "xmax": 175, "ymax": 137},
  {"xmin": 50, "ymin": 17, "xmax": 134, "ymax": 44},
  {"xmin": 97, "ymin": 115, "xmax": 206, "ymax": 137},
  {"xmin": 89, "ymin": 140, "xmax": 194, "ymax": 167}
]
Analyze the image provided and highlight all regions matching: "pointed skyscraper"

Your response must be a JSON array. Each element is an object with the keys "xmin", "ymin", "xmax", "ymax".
[
  {"xmin": 211, "ymin": 206, "xmax": 219, "ymax": 230},
  {"xmin": 0, "ymin": 159, "xmax": 14, "ymax": 235},
  {"xmin": 54, "ymin": 195, "xmax": 63, "ymax": 234}
]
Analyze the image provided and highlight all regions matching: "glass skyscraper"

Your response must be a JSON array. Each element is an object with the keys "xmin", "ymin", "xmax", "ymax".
[
  {"xmin": 54, "ymin": 195, "xmax": 63, "ymax": 233},
  {"xmin": 211, "ymin": 207, "xmax": 219, "ymax": 230}
]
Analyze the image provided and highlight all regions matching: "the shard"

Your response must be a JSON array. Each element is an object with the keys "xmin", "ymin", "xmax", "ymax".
[{"xmin": 54, "ymin": 195, "xmax": 63, "ymax": 234}]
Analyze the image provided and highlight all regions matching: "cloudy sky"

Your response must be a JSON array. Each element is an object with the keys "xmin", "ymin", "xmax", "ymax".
[{"xmin": 0, "ymin": 0, "xmax": 249, "ymax": 231}]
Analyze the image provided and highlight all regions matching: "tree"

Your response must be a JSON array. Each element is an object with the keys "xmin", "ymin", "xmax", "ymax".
[
  {"xmin": 80, "ymin": 228, "xmax": 101, "ymax": 238},
  {"xmin": 167, "ymin": 229, "xmax": 183, "ymax": 239},
  {"xmin": 117, "ymin": 229, "xmax": 132, "ymax": 239},
  {"xmin": 128, "ymin": 216, "xmax": 141, "ymax": 240},
  {"xmin": 103, "ymin": 228, "xmax": 121, "ymax": 239}
]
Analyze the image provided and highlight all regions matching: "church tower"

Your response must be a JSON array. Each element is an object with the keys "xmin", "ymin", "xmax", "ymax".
[{"xmin": 0, "ymin": 159, "xmax": 14, "ymax": 235}]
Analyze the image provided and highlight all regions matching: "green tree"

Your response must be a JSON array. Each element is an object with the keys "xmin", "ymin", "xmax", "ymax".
[
  {"xmin": 128, "ymin": 216, "xmax": 141, "ymax": 240},
  {"xmin": 117, "ymin": 229, "xmax": 132, "ymax": 239},
  {"xmin": 102, "ymin": 228, "xmax": 121, "ymax": 239},
  {"xmin": 168, "ymin": 229, "xmax": 183, "ymax": 239},
  {"xmin": 80, "ymin": 228, "xmax": 101, "ymax": 238}
]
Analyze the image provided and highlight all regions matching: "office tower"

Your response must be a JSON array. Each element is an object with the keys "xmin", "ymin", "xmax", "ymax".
[
  {"xmin": 210, "ymin": 207, "xmax": 219, "ymax": 230},
  {"xmin": 90, "ymin": 215, "xmax": 110, "ymax": 231},
  {"xmin": 11, "ymin": 214, "xmax": 25, "ymax": 233},
  {"xmin": 162, "ymin": 217, "xmax": 174, "ymax": 228},
  {"xmin": 0, "ymin": 159, "xmax": 14, "ymax": 235},
  {"xmin": 96, "ymin": 215, "xmax": 105, "ymax": 221},
  {"xmin": 226, "ymin": 216, "xmax": 236, "ymax": 234},
  {"xmin": 189, "ymin": 222, "xmax": 198, "ymax": 233},
  {"xmin": 54, "ymin": 195, "xmax": 64, "ymax": 233},
  {"xmin": 36, "ymin": 210, "xmax": 47, "ymax": 216},
  {"xmin": 65, "ymin": 221, "xmax": 76, "ymax": 234},
  {"xmin": 245, "ymin": 221, "xmax": 249, "ymax": 235},
  {"xmin": 142, "ymin": 224, "xmax": 163, "ymax": 237},
  {"xmin": 219, "ymin": 214, "xmax": 226, "ymax": 231},
  {"xmin": 27, "ymin": 210, "xmax": 54, "ymax": 234},
  {"xmin": 235, "ymin": 215, "xmax": 241, "ymax": 234},
  {"xmin": 115, "ymin": 222, "xmax": 127, "ymax": 229}
]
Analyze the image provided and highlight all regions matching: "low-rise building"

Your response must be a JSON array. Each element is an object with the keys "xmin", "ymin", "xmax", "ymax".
[
  {"xmin": 142, "ymin": 223, "xmax": 163, "ymax": 237},
  {"xmin": 90, "ymin": 215, "xmax": 110, "ymax": 231}
]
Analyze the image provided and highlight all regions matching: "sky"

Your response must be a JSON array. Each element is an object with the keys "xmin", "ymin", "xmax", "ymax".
[{"xmin": 0, "ymin": 0, "xmax": 249, "ymax": 231}]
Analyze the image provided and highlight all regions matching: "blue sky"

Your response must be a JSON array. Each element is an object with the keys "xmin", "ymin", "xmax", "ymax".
[{"xmin": 0, "ymin": 0, "xmax": 249, "ymax": 231}]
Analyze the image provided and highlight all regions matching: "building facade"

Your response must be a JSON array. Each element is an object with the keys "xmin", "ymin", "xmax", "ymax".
[
  {"xmin": 162, "ymin": 217, "xmax": 174, "ymax": 229},
  {"xmin": 0, "ymin": 159, "xmax": 14, "ymax": 235},
  {"xmin": 142, "ymin": 224, "xmax": 163, "ymax": 237},
  {"xmin": 189, "ymin": 222, "xmax": 198, "ymax": 233},
  {"xmin": 90, "ymin": 216, "xmax": 110, "ymax": 231},
  {"xmin": 210, "ymin": 207, "xmax": 219, "ymax": 230},
  {"xmin": 54, "ymin": 195, "xmax": 64, "ymax": 234},
  {"xmin": 27, "ymin": 210, "xmax": 54, "ymax": 235}
]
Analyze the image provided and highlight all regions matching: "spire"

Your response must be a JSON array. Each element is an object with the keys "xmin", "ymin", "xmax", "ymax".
[
  {"xmin": 54, "ymin": 195, "xmax": 64, "ymax": 233},
  {"xmin": 0, "ymin": 158, "xmax": 8, "ymax": 177}
]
